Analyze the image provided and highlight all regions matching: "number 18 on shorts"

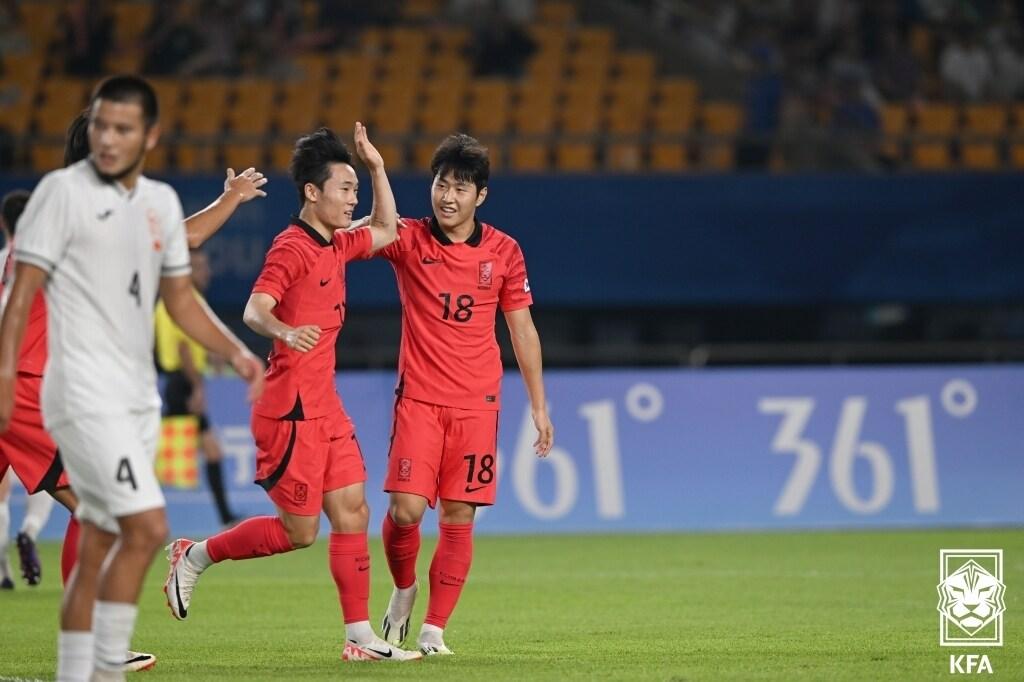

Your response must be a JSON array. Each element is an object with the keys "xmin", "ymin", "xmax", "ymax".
[{"xmin": 384, "ymin": 397, "xmax": 499, "ymax": 507}]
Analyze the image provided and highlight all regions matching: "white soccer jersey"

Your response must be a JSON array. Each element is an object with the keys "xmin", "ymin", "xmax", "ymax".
[{"xmin": 14, "ymin": 159, "xmax": 190, "ymax": 428}]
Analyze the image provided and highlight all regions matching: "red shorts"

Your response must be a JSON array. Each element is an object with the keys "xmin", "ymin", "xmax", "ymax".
[
  {"xmin": 252, "ymin": 409, "xmax": 366, "ymax": 515},
  {"xmin": 384, "ymin": 397, "xmax": 499, "ymax": 508},
  {"xmin": 0, "ymin": 374, "xmax": 68, "ymax": 494}
]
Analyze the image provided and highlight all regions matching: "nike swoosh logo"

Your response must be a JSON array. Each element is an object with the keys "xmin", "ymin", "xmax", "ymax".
[
  {"xmin": 174, "ymin": 576, "xmax": 187, "ymax": 618},
  {"xmin": 464, "ymin": 484, "xmax": 487, "ymax": 493},
  {"xmin": 421, "ymin": 257, "xmax": 442, "ymax": 265},
  {"xmin": 366, "ymin": 647, "xmax": 393, "ymax": 658},
  {"xmin": 319, "ymin": 278, "xmax": 331, "ymax": 286},
  {"xmin": 358, "ymin": 565, "xmax": 369, "ymax": 572},
  {"xmin": 97, "ymin": 209, "xmax": 113, "ymax": 220}
]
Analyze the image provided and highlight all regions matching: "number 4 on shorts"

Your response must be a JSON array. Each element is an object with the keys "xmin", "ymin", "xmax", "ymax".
[{"xmin": 116, "ymin": 457, "xmax": 138, "ymax": 490}]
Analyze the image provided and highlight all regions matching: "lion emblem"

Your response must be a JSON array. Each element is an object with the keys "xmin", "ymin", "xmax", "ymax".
[{"xmin": 937, "ymin": 559, "xmax": 1006, "ymax": 636}]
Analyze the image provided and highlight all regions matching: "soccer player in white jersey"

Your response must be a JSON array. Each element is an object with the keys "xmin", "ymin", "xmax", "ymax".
[{"xmin": 0, "ymin": 75, "xmax": 265, "ymax": 682}]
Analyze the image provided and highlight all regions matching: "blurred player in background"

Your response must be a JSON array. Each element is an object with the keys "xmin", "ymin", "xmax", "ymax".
[
  {"xmin": 155, "ymin": 248, "xmax": 239, "ymax": 527},
  {"xmin": 364, "ymin": 134, "xmax": 554, "ymax": 655},
  {"xmin": 163, "ymin": 124, "xmax": 423, "ymax": 663},
  {"xmin": 0, "ymin": 190, "xmax": 55, "ymax": 589},
  {"xmin": 0, "ymin": 75, "xmax": 265, "ymax": 682}
]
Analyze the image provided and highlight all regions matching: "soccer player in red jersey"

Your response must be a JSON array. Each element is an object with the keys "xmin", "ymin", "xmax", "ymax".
[
  {"xmin": 0, "ymin": 111, "xmax": 267, "ymax": 673},
  {"xmin": 366, "ymin": 134, "xmax": 554, "ymax": 655},
  {"xmin": 163, "ymin": 125, "xmax": 422, "ymax": 663}
]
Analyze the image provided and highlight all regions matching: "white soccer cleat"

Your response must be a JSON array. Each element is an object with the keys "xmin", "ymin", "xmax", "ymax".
[
  {"xmin": 163, "ymin": 539, "xmax": 200, "ymax": 620},
  {"xmin": 341, "ymin": 637, "xmax": 423, "ymax": 662},
  {"xmin": 381, "ymin": 583, "xmax": 418, "ymax": 645},
  {"xmin": 122, "ymin": 651, "xmax": 156, "ymax": 672},
  {"xmin": 419, "ymin": 641, "xmax": 454, "ymax": 656}
]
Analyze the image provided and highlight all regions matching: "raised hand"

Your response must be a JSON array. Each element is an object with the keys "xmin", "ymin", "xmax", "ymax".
[
  {"xmin": 353, "ymin": 122, "xmax": 384, "ymax": 172},
  {"xmin": 224, "ymin": 167, "xmax": 268, "ymax": 202}
]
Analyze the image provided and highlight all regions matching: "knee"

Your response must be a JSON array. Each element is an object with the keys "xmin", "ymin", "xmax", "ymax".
[
  {"xmin": 286, "ymin": 523, "xmax": 319, "ymax": 549},
  {"xmin": 123, "ymin": 518, "xmax": 168, "ymax": 551},
  {"xmin": 388, "ymin": 502, "xmax": 423, "ymax": 527}
]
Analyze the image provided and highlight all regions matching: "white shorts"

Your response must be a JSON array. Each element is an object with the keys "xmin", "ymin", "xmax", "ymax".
[{"xmin": 49, "ymin": 409, "xmax": 164, "ymax": 534}]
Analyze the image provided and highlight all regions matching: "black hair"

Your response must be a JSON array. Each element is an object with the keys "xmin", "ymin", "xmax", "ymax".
[
  {"xmin": 90, "ymin": 74, "xmax": 159, "ymax": 128},
  {"xmin": 64, "ymin": 109, "xmax": 90, "ymax": 166},
  {"xmin": 289, "ymin": 127, "xmax": 353, "ymax": 206},
  {"xmin": 430, "ymin": 133, "xmax": 489, "ymax": 191},
  {"xmin": 1, "ymin": 189, "xmax": 31, "ymax": 237}
]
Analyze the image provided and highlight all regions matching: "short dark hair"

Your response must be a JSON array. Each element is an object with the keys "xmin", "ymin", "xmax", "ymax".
[
  {"xmin": 289, "ymin": 127, "xmax": 353, "ymax": 206},
  {"xmin": 64, "ymin": 109, "xmax": 90, "ymax": 166},
  {"xmin": 90, "ymin": 75, "xmax": 159, "ymax": 128},
  {"xmin": 1, "ymin": 189, "xmax": 31, "ymax": 237},
  {"xmin": 430, "ymin": 134, "xmax": 489, "ymax": 191}
]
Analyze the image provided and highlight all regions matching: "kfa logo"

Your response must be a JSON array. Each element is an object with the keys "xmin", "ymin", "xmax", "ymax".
[
  {"xmin": 938, "ymin": 549, "xmax": 1004, "ymax": 675},
  {"xmin": 478, "ymin": 261, "xmax": 493, "ymax": 289}
]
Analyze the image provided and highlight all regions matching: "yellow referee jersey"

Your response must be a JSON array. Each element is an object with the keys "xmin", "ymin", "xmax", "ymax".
[{"xmin": 154, "ymin": 290, "xmax": 208, "ymax": 374}]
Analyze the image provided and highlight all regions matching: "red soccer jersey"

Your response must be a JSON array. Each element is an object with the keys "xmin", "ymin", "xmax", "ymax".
[
  {"xmin": 0, "ymin": 246, "xmax": 47, "ymax": 376},
  {"xmin": 251, "ymin": 218, "xmax": 372, "ymax": 420},
  {"xmin": 374, "ymin": 217, "xmax": 533, "ymax": 411}
]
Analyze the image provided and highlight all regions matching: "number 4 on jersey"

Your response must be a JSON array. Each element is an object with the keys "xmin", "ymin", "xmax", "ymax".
[{"xmin": 128, "ymin": 271, "xmax": 141, "ymax": 307}]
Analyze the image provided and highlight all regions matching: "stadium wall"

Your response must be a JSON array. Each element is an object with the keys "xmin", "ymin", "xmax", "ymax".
[
  {"xmin": 15, "ymin": 365, "xmax": 1024, "ymax": 539},
  {"xmin": 1, "ymin": 174, "xmax": 1021, "ymax": 307}
]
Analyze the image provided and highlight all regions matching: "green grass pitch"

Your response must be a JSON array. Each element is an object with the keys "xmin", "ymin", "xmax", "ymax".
[{"xmin": 2, "ymin": 529, "xmax": 1021, "ymax": 680}]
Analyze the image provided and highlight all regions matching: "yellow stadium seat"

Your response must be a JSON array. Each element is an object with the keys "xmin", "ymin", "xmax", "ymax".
[
  {"xmin": 512, "ymin": 104, "xmax": 556, "ymax": 134},
  {"xmin": 0, "ymin": 96, "xmax": 32, "ymax": 135},
  {"xmin": 556, "ymin": 142, "xmax": 596, "ymax": 172},
  {"xmin": 294, "ymin": 54, "xmax": 330, "ymax": 84},
  {"xmin": 615, "ymin": 52, "xmax": 656, "ymax": 83},
  {"xmin": 960, "ymin": 142, "xmax": 1000, "ymax": 170},
  {"xmin": 387, "ymin": 26, "xmax": 430, "ymax": 53},
  {"xmin": 568, "ymin": 51, "xmax": 611, "ymax": 82},
  {"xmin": 418, "ymin": 105, "xmax": 461, "ymax": 135},
  {"xmin": 963, "ymin": 104, "xmax": 1008, "ymax": 134},
  {"xmin": 701, "ymin": 102, "xmax": 744, "ymax": 135},
  {"xmin": 466, "ymin": 105, "xmax": 510, "ymax": 135},
  {"xmin": 372, "ymin": 108, "xmax": 414, "ymax": 136},
  {"xmin": 223, "ymin": 143, "xmax": 266, "ymax": 172},
  {"xmin": 880, "ymin": 103, "xmax": 908, "ymax": 134},
  {"xmin": 269, "ymin": 142, "xmax": 294, "ymax": 172},
  {"xmin": 649, "ymin": 143, "xmax": 689, "ymax": 171},
  {"xmin": 112, "ymin": 1, "xmax": 153, "ymax": 43},
  {"xmin": 606, "ymin": 143, "xmax": 643, "ymax": 172},
  {"xmin": 1013, "ymin": 104, "xmax": 1024, "ymax": 130},
  {"xmin": 915, "ymin": 103, "xmax": 958, "ymax": 134},
  {"xmin": 180, "ymin": 80, "xmax": 229, "ymax": 135},
  {"xmin": 2, "ymin": 54, "xmax": 43, "ymax": 88},
  {"xmin": 175, "ymin": 144, "xmax": 218, "ymax": 172},
  {"xmin": 658, "ymin": 78, "xmax": 699, "ymax": 106},
  {"xmin": 431, "ymin": 26, "xmax": 471, "ymax": 52},
  {"xmin": 413, "ymin": 141, "xmax": 438, "ymax": 169},
  {"xmin": 1010, "ymin": 143, "xmax": 1024, "ymax": 168},
  {"xmin": 374, "ymin": 142, "xmax": 406, "ymax": 171},
  {"xmin": 699, "ymin": 142, "xmax": 735, "ymax": 171},
  {"xmin": 652, "ymin": 102, "xmax": 696, "ymax": 134},
  {"xmin": 274, "ymin": 100, "xmax": 324, "ymax": 137},
  {"xmin": 525, "ymin": 52, "xmax": 566, "ymax": 84},
  {"xmin": 562, "ymin": 80, "xmax": 604, "ymax": 107},
  {"xmin": 227, "ymin": 80, "xmax": 274, "ymax": 135},
  {"xmin": 606, "ymin": 106, "xmax": 646, "ymax": 134},
  {"xmin": 911, "ymin": 141, "xmax": 952, "ymax": 170},
  {"xmin": 509, "ymin": 142, "xmax": 549, "ymax": 171},
  {"xmin": 21, "ymin": 3, "xmax": 59, "ymax": 51},
  {"xmin": 539, "ymin": 2, "xmax": 577, "ymax": 24},
  {"xmin": 146, "ymin": 145, "xmax": 169, "ymax": 174},
  {"xmin": 528, "ymin": 24, "xmax": 569, "ymax": 53},
  {"xmin": 574, "ymin": 27, "xmax": 614, "ymax": 53},
  {"xmin": 403, "ymin": 0, "xmax": 441, "ymax": 19},
  {"xmin": 30, "ymin": 144, "xmax": 65, "ymax": 173},
  {"xmin": 559, "ymin": 106, "xmax": 601, "ymax": 134}
]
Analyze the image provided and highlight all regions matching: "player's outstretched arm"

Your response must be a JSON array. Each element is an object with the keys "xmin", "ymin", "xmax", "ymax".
[
  {"xmin": 243, "ymin": 292, "xmax": 321, "ymax": 353},
  {"xmin": 160, "ymin": 275, "xmax": 265, "ymax": 401},
  {"xmin": 0, "ymin": 263, "xmax": 47, "ymax": 430},
  {"xmin": 504, "ymin": 307, "xmax": 554, "ymax": 456},
  {"xmin": 184, "ymin": 167, "xmax": 267, "ymax": 249},
  {"xmin": 353, "ymin": 122, "xmax": 399, "ymax": 253}
]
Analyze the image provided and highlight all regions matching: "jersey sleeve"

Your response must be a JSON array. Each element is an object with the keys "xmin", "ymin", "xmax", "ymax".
[
  {"xmin": 335, "ymin": 226, "xmax": 373, "ymax": 263},
  {"xmin": 13, "ymin": 172, "xmax": 73, "ymax": 276},
  {"xmin": 499, "ymin": 240, "xmax": 533, "ymax": 311},
  {"xmin": 161, "ymin": 188, "xmax": 191, "ymax": 278},
  {"xmin": 252, "ymin": 240, "xmax": 307, "ymax": 303}
]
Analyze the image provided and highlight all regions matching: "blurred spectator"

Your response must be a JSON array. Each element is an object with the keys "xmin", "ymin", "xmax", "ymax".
[
  {"xmin": 142, "ymin": 1, "xmax": 203, "ymax": 75},
  {"xmin": 467, "ymin": 1, "xmax": 536, "ymax": 77},
  {"xmin": 0, "ymin": 0, "xmax": 29, "ymax": 56},
  {"xmin": 59, "ymin": 0, "xmax": 112, "ymax": 76},
  {"xmin": 987, "ymin": 0, "xmax": 1024, "ymax": 99},
  {"xmin": 738, "ymin": 30, "xmax": 784, "ymax": 169},
  {"xmin": 873, "ymin": 27, "xmax": 921, "ymax": 100},
  {"xmin": 178, "ymin": 1, "xmax": 240, "ymax": 76},
  {"xmin": 939, "ymin": 30, "xmax": 993, "ymax": 99}
]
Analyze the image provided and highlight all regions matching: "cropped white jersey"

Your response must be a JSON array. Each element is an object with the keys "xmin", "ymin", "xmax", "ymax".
[{"xmin": 14, "ymin": 160, "xmax": 191, "ymax": 428}]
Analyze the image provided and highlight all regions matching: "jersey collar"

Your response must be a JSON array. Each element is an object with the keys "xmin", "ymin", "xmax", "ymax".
[
  {"xmin": 429, "ymin": 216, "xmax": 483, "ymax": 247},
  {"xmin": 291, "ymin": 215, "xmax": 332, "ymax": 248}
]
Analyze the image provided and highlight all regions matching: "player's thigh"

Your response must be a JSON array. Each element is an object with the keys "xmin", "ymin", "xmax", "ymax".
[
  {"xmin": 384, "ymin": 398, "xmax": 446, "ymax": 507},
  {"xmin": 323, "ymin": 410, "xmax": 367, "ymax": 494},
  {"xmin": 1, "ymin": 375, "xmax": 68, "ymax": 494},
  {"xmin": 49, "ymin": 410, "xmax": 164, "ymax": 534},
  {"xmin": 439, "ymin": 407, "xmax": 500, "ymax": 506},
  {"xmin": 252, "ymin": 414, "xmax": 327, "ymax": 516}
]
